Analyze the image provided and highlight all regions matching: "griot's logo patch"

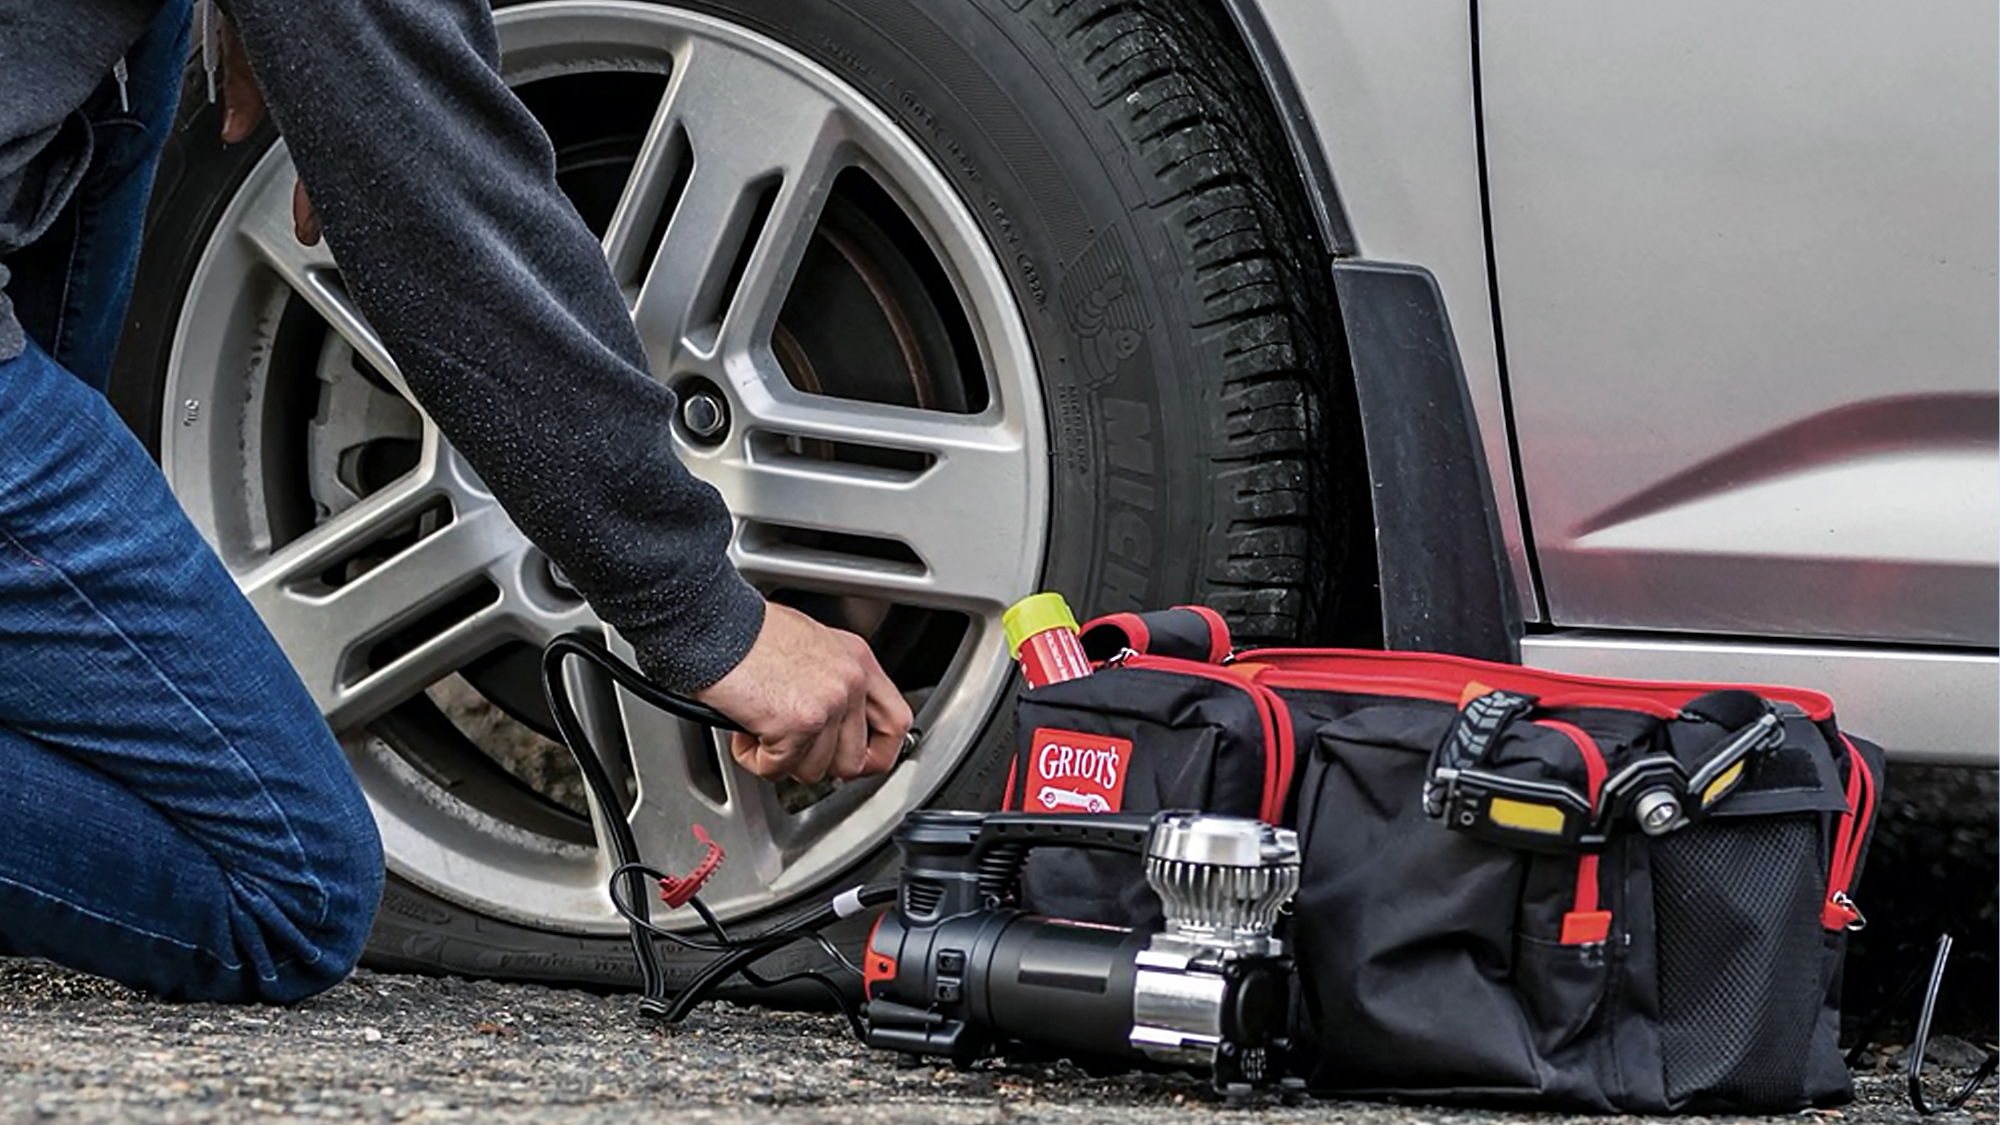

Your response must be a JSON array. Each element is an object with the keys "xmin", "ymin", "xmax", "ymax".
[{"xmin": 1026, "ymin": 728, "xmax": 1133, "ymax": 814}]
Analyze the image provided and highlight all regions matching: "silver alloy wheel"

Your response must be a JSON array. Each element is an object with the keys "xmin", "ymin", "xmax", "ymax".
[{"xmin": 159, "ymin": 1, "xmax": 1048, "ymax": 933}]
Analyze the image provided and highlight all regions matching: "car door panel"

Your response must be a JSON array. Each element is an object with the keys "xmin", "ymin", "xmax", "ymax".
[{"xmin": 1479, "ymin": 0, "xmax": 1998, "ymax": 646}]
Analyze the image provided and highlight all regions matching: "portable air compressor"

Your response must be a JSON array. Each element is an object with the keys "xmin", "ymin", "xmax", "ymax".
[{"xmin": 860, "ymin": 809, "xmax": 1302, "ymax": 1095}]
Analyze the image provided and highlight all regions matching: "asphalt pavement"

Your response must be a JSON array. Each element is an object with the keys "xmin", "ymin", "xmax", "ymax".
[{"xmin": 1, "ymin": 959, "xmax": 1991, "ymax": 1125}]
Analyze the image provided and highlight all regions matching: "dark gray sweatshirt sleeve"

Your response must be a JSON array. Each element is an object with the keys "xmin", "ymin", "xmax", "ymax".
[{"xmin": 223, "ymin": 0, "xmax": 765, "ymax": 692}]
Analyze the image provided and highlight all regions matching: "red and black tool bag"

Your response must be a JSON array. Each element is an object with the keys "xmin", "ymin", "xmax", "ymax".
[{"xmin": 1001, "ymin": 608, "xmax": 1884, "ymax": 1114}]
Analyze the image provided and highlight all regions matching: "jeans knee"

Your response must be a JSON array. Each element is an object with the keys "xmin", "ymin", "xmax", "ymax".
[
  {"xmin": 304, "ymin": 848, "xmax": 384, "ymax": 999},
  {"xmin": 244, "ymin": 807, "xmax": 385, "ymax": 1004}
]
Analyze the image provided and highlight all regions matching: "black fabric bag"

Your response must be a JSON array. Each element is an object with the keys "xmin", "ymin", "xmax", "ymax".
[
  {"xmin": 1259, "ymin": 647, "xmax": 1882, "ymax": 1113},
  {"xmin": 1002, "ymin": 611, "xmax": 1884, "ymax": 1113}
]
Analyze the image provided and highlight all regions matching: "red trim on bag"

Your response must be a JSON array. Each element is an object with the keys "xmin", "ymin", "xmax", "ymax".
[
  {"xmin": 1540, "ymin": 720, "xmax": 1607, "ymax": 807},
  {"xmin": 1258, "ymin": 681, "xmax": 1296, "ymax": 823},
  {"xmin": 1568, "ymin": 855, "xmax": 1603, "ymax": 915},
  {"xmin": 1248, "ymin": 647, "xmax": 1836, "ymax": 721},
  {"xmin": 1541, "ymin": 720, "xmax": 1613, "ymax": 945},
  {"xmin": 1125, "ymin": 655, "xmax": 1292, "ymax": 824},
  {"xmin": 1822, "ymin": 736, "xmax": 1877, "ymax": 931},
  {"xmin": 1001, "ymin": 758, "xmax": 1018, "ymax": 812},
  {"xmin": 1177, "ymin": 605, "xmax": 1232, "ymax": 664}
]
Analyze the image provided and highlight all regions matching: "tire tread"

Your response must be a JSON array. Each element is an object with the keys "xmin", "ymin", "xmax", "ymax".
[{"xmin": 1039, "ymin": 0, "xmax": 1356, "ymax": 645}]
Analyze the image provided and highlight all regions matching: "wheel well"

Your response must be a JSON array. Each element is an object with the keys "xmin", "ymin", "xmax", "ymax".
[
  {"xmin": 1151, "ymin": 0, "xmax": 1371, "ymax": 649},
  {"xmin": 1200, "ymin": 0, "xmax": 1520, "ymax": 660},
  {"xmin": 1209, "ymin": 0, "xmax": 1356, "ymax": 258}
]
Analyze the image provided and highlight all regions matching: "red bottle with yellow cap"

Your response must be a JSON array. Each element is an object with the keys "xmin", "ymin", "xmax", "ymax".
[{"xmin": 1002, "ymin": 593, "xmax": 1093, "ymax": 689}]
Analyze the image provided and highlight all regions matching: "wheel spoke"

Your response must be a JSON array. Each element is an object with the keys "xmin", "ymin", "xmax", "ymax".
[
  {"xmin": 615, "ymin": 701, "xmax": 788, "ymax": 899},
  {"xmin": 703, "ymin": 388, "xmax": 1033, "ymax": 611},
  {"xmin": 238, "ymin": 447, "xmax": 588, "ymax": 729},
  {"xmin": 599, "ymin": 37, "xmax": 695, "ymax": 289},
  {"xmin": 623, "ymin": 38, "xmax": 848, "ymax": 371},
  {"xmin": 238, "ymin": 168, "xmax": 420, "ymax": 408}
]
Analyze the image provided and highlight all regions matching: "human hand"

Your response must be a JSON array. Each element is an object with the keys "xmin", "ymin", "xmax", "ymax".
[
  {"xmin": 694, "ymin": 602, "xmax": 912, "ymax": 784},
  {"xmin": 212, "ymin": 10, "xmax": 319, "ymax": 245}
]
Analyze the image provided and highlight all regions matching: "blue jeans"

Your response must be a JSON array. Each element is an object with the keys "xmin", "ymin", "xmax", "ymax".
[
  {"xmin": 0, "ymin": 2, "xmax": 382, "ymax": 1002},
  {"xmin": 3, "ymin": 0, "xmax": 189, "ymax": 392}
]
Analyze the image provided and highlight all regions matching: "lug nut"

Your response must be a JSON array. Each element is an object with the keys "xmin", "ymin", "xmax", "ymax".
[{"xmin": 681, "ymin": 388, "xmax": 729, "ymax": 443}]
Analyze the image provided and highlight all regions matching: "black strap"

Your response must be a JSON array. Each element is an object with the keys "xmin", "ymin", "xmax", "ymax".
[{"xmin": 1423, "ymin": 688, "xmax": 1539, "ymax": 818}]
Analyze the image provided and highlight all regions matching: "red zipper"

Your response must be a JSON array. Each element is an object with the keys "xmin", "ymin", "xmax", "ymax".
[
  {"xmin": 1122, "ymin": 654, "xmax": 1295, "ymax": 825},
  {"xmin": 1243, "ymin": 648, "xmax": 1837, "ymax": 721},
  {"xmin": 1253, "ymin": 667, "xmax": 1686, "ymax": 720},
  {"xmin": 1821, "ymin": 736, "xmax": 1878, "ymax": 932}
]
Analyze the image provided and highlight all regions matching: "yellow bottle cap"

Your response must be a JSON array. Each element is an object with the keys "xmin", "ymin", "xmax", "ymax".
[{"xmin": 1002, "ymin": 592, "xmax": 1079, "ymax": 658}]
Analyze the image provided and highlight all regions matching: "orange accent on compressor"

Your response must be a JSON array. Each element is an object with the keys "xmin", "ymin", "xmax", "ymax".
[{"xmin": 863, "ymin": 914, "xmax": 897, "ymax": 999}]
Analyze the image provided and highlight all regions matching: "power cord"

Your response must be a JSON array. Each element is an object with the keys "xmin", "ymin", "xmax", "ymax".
[
  {"xmin": 540, "ymin": 634, "xmax": 897, "ymax": 1035},
  {"xmin": 1844, "ymin": 932, "xmax": 1998, "ymax": 1113}
]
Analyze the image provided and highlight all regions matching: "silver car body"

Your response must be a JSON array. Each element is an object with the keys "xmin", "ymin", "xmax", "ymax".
[{"xmin": 1253, "ymin": 0, "xmax": 1997, "ymax": 763}]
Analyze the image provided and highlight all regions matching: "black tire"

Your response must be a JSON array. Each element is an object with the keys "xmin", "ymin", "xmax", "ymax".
[{"xmin": 113, "ymin": 0, "xmax": 1349, "ymax": 988}]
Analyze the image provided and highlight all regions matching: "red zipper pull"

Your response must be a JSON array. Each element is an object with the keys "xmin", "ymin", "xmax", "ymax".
[{"xmin": 1822, "ymin": 890, "xmax": 1866, "ymax": 932}]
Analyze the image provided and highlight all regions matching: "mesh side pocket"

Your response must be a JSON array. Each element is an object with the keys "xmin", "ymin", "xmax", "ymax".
[{"xmin": 1653, "ymin": 815, "xmax": 1824, "ymax": 1108}]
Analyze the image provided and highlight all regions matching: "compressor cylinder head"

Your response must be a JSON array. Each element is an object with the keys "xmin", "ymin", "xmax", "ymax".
[{"xmin": 1144, "ymin": 812, "xmax": 1300, "ymax": 956}]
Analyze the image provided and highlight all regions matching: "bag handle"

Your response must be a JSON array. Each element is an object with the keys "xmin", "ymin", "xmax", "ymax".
[{"xmin": 1079, "ymin": 605, "xmax": 1231, "ymax": 664}]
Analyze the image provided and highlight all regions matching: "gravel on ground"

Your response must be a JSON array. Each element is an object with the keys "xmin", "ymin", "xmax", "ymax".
[{"xmin": 0, "ymin": 960, "xmax": 1991, "ymax": 1125}]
